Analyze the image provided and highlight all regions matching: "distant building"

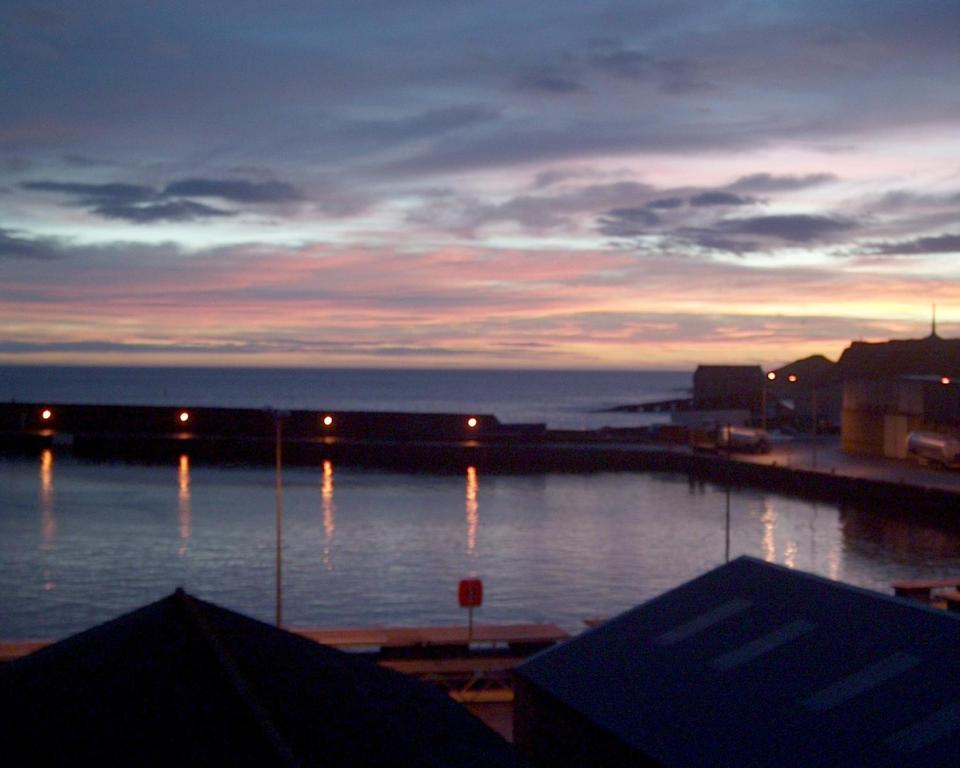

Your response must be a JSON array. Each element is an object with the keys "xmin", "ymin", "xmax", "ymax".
[
  {"xmin": 767, "ymin": 354, "xmax": 841, "ymax": 431},
  {"xmin": 514, "ymin": 557, "xmax": 960, "ymax": 767},
  {"xmin": 693, "ymin": 365, "xmax": 763, "ymax": 413},
  {"xmin": 839, "ymin": 333, "xmax": 960, "ymax": 457}
]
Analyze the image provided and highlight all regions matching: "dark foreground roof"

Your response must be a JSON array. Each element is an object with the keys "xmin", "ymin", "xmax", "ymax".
[
  {"xmin": 0, "ymin": 589, "xmax": 518, "ymax": 767},
  {"xmin": 516, "ymin": 557, "xmax": 960, "ymax": 767}
]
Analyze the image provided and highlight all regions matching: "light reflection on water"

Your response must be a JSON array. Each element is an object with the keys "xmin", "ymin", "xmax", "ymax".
[
  {"xmin": 39, "ymin": 449, "xmax": 56, "ymax": 550},
  {"xmin": 465, "ymin": 466, "xmax": 479, "ymax": 562},
  {"xmin": 321, "ymin": 459, "xmax": 335, "ymax": 572},
  {"xmin": 178, "ymin": 454, "xmax": 191, "ymax": 557},
  {"xmin": 3, "ymin": 450, "xmax": 960, "ymax": 640}
]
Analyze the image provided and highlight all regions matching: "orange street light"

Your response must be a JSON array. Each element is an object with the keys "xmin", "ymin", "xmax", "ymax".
[
  {"xmin": 942, "ymin": 377, "xmax": 952, "ymax": 385},
  {"xmin": 41, "ymin": 408, "xmax": 53, "ymax": 421},
  {"xmin": 322, "ymin": 415, "xmax": 334, "ymax": 427},
  {"xmin": 466, "ymin": 417, "xmax": 478, "ymax": 429},
  {"xmin": 179, "ymin": 411, "xmax": 190, "ymax": 424}
]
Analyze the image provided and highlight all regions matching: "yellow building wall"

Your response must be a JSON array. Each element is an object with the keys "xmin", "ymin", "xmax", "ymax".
[{"xmin": 842, "ymin": 408, "xmax": 886, "ymax": 456}]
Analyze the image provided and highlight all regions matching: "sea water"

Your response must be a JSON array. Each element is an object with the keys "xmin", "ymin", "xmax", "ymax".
[{"xmin": 0, "ymin": 366, "xmax": 691, "ymax": 430}]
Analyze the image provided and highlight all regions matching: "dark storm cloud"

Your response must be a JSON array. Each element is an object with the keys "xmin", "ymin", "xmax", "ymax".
[
  {"xmin": 595, "ymin": 187, "xmax": 756, "ymax": 240},
  {"xmin": 715, "ymin": 215, "xmax": 856, "ymax": 243},
  {"xmin": 3, "ymin": 1, "xmax": 959, "ymax": 181},
  {"xmin": 432, "ymin": 181, "xmax": 655, "ymax": 231},
  {"xmin": 681, "ymin": 233, "xmax": 763, "ymax": 255},
  {"xmin": 596, "ymin": 207, "xmax": 661, "ymax": 237},
  {"xmin": 729, "ymin": 173, "xmax": 838, "ymax": 193},
  {"xmin": 646, "ymin": 198, "xmax": 685, "ymax": 210},
  {"xmin": 94, "ymin": 199, "xmax": 234, "ymax": 223},
  {"xmin": 21, "ymin": 180, "xmax": 155, "ymax": 205},
  {"xmin": 598, "ymin": 209, "xmax": 858, "ymax": 254},
  {"xmin": 382, "ymin": 121, "xmax": 757, "ymax": 176},
  {"xmin": 162, "ymin": 178, "xmax": 302, "ymax": 203},
  {"xmin": 868, "ymin": 233, "xmax": 960, "ymax": 256},
  {"xmin": 689, "ymin": 191, "xmax": 753, "ymax": 207},
  {"xmin": 20, "ymin": 175, "xmax": 303, "ymax": 222},
  {"xmin": 0, "ymin": 228, "xmax": 63, "ymax": 260},
  {"xmin": 587, "ymin": 39, "xmax": 708, "ymax": 93}
]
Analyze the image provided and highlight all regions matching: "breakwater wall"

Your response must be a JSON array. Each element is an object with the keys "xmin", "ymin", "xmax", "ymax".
[{"xmin": 2, "ymin": 401, "xmax": 957, "ymax": 514}]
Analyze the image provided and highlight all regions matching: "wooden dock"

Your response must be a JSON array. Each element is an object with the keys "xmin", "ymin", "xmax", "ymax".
[
  {"xmin": 292, "ymin": 622, "xmax": 567, "ymax": 653},
  {"xmin": 1, "ymin": 622, "xmax": 569, "ymax": 703},
  {"xmin": 892, "ymin": 577, "xmax": 960, "ymax": 609}
]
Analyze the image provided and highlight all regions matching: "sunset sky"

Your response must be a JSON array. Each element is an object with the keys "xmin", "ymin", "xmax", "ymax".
[{"xmin": 2, "ymin": 1, "xmax": 959, "ymax": 369}]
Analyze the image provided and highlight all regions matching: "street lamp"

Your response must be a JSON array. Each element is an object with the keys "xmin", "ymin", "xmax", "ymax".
[
  {"xmin": 786, "ymin": 374, "xmax": 818, "ymax": 468},
  {"xmin": 762, "ymin": 371, "xmax": 776, "ymax": 431}
]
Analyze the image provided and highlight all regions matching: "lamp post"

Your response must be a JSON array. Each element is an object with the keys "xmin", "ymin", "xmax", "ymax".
[
  {"xmin": 762, "ymin": 371, "xmax": 776, "ymax": 431},
  {"xmin": 786, "ymin": 374, "xmax": 817, "ymax": 469}
]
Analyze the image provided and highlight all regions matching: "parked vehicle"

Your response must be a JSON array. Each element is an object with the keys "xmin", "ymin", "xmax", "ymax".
[
  {"xmin": 691, "ymin": 425, "xmax": 770, "ymax": 454},
  {"xmin": 906, "ymin": 431, "xmax": 960, "ymax": 468}
]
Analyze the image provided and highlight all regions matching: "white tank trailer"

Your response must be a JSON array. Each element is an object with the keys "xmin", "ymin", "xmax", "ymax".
[
  {"xmin": 716, "ymin": 425, "xmax": 770, "ymax": 454},
  {"xmin": 906, "ymin": 431, "xmax": 960, "ymax": 468}
]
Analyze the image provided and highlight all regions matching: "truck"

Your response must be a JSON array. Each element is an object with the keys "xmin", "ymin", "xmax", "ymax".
[
  {"xmin": 906, "ymin": 431, "xmax": 960, "ymax": 468},
  {"xmin": 691, "ymin": 424, "xmax": 770, "ymax": 454}
]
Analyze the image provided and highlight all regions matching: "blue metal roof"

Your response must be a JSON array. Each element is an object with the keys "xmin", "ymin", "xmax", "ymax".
[{"xmin": 516, "ymin": 556, "xmax": 960, "ymax": 767}]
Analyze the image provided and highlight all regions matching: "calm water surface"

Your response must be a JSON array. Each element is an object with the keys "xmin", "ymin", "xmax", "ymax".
[{"xmin": 4, "ymin": 449, "xmax": 960, "ymax": 639}]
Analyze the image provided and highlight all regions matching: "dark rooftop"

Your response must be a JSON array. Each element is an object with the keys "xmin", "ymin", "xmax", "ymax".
[
  {"xmin": 839, "ymin": 334, "xmax": 960, "ymax": 379},
  {"xmin": 516, "ymin": 557, "xmax": 960, "ymax": 767},
  {"xmin": 1, "ymin": 589, "xmax": 519, "ymax": 767}
]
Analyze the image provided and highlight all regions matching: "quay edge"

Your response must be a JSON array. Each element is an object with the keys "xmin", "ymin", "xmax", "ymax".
[{"xmin": 1, "ymin": 401, "xmax": 958, "ymax": 515}]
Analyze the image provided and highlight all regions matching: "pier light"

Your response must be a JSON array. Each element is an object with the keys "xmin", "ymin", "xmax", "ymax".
[
  {"xmin": 766, "ymin": 371, "xmax": 777, "ymax": 381},
  {"xmin": 466, "ymin": 417, "xmax": 478, "ymax": 429},
  {"xmin": 322, "ymin": 415, "xmax": 334, "ymax": 428},
  {"xmin": 787, "ymin": 374, "xmax": 798, "ymax": 383},
  {"xmin": 40, "ymin": 408, "xmax": 53, "ymax": 421},
  {"xmin": 178, "ymin": 411, "xmax": 190, "ymax": 424},
  {"xmin": 942, "ymin": 376, "xmax": 952, "ymax": 385}
]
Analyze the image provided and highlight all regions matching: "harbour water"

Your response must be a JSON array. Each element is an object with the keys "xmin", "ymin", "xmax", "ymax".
[{"xmin": 3, "ymin": 366, "xmax": 960, "ymax": 640}]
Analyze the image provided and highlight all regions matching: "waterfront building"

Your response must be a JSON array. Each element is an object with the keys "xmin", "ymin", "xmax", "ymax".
[
  {"xmin": 765, "ymin": 354, "xmax": 841, "ymax": 431},
  {"xmin": 839, "ymin": 333, "xmax": 960, "ymax": 457},
  {"xmin": 692, "ymin": 365, "xmax": 764, "ymax": 413}
]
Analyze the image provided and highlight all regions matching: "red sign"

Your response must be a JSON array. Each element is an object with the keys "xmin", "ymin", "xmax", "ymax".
[{"xmin": 458, "ymin": 578, "xmax": 483, "ymax": 608}]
